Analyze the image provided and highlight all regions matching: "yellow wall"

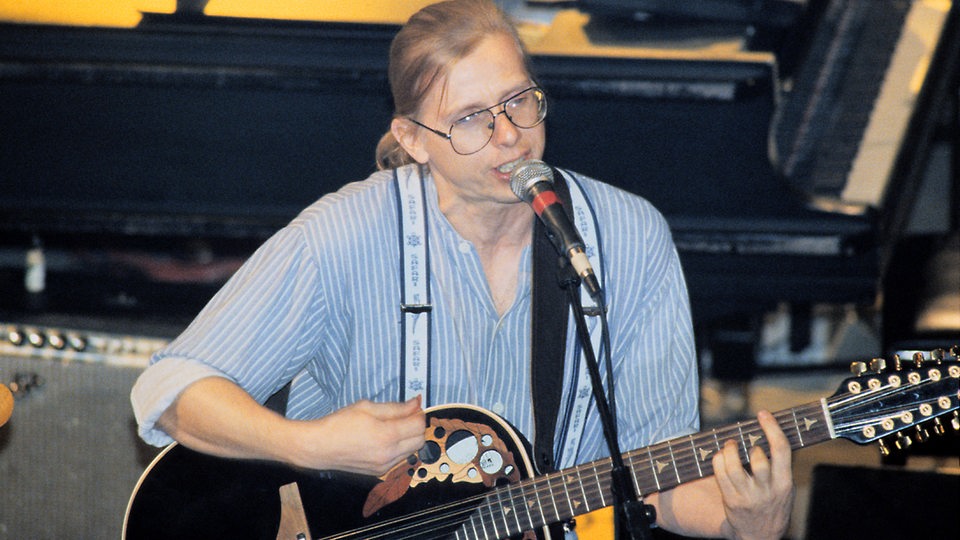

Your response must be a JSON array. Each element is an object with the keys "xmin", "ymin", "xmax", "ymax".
[{"xmin": 0, "ymin": 0, "xmax": 435, "ymax": 27}]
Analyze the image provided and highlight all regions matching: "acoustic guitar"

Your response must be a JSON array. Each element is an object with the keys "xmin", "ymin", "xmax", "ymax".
[{"xmin": 124, "ymin": 349, "xmax": 959, "ymax": 539}]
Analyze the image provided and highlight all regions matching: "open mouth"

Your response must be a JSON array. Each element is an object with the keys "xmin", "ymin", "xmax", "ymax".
[{"xmin": 496, "ymin": 157, "xmax": 526, "ymax": 174}]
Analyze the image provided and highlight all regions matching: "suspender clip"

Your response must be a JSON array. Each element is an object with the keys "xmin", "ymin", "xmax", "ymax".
[
  {"xmin": 582, "ymin": 305, "xmax": 606, "ymax": 317},
  {"xmin": 401, "ymin": 303, "xmax": 433, "ymax": 314}
]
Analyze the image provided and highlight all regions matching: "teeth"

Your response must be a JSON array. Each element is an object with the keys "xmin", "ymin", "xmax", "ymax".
[{"xmin": 498, "ymin": 158, "xmax": 524, "ymax": 174}]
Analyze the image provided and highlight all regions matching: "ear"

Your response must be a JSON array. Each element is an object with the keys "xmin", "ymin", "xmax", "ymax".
[{"xmin": 391, "ymin": 117, "xmax": 430, "ymax": 164}]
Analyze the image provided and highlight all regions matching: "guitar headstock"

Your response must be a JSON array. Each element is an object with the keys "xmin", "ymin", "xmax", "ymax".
[{"xmin": 826, "ymin": 346, "xmax": 959, "ymax": 455}]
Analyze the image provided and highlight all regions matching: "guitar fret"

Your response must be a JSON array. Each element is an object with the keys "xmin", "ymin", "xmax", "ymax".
[
  {"xmin": 688, "ymin": 434, "xmax": 703, "ymax": 478},
  {"xmin": 503, "ymin": 483, "xmax": 522, "ymax": 536},
  {"xmin": 592, "ymin": 460, "xmax": 607, "ymax": 507},
  {"xmin": 467, "ymin": 513, "xmax": 479, "ymax": 540},
  {"xmin": 549, "ymin": 473, "xmax": 562, "ymax": 525},
  {"xmin": 559, "ymin": 470, "xmax": 576, "ymax": 518},
  {"xmin": 736, "ymin": 422, "xmax": 751, "ymax": 463},
  {"xmin": 530, "ymin": 476, "xmax": 547, "ymax": 529},
  {"xmin": 628, "ymin": 455, "xmax": 643, "ymax": 498},
  {"xmin": 514, "ymin": 481, "xmax": 529, "ymax": 533},
  {"xmin": 477, "ymin": 501, "xmax": 493, "ymax": 540},
  {"xmin": 516, "ymin": 480, "xmax": 534, "ymax": 532},
  {"xmin": 645, "ymin": 447, "xmax": 662, "ymax": 491},
  {"xmin": 790, "ymin": 408, "xmax": 805, "ymax": 446},
  {"xmin": 666, "ymin": 440, "xmax": 681, "ymax": 484},
  {"xmin": 491, "ymin": 487, "xmax": 506, "ymax": 539},
  {"xmin": 574, "ymin": 468, "xmax": 590, "ymax": 514}
]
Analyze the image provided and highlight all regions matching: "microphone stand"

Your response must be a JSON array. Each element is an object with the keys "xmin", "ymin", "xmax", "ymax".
[{"xmin": 558, "ymin": 260, "xmax": 656, "ymax": 540}]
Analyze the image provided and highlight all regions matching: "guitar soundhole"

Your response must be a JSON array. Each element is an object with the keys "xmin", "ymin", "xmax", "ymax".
[
  {"xmin": 446, "ymin": 429, "xmax": 479, "ymax": 464},
  {"xmin": 418, "ymin": 440, "xmax": 442, "ymax": 464},
  {"xmin": 479, "ymin": 449, "xmax": 504, "ymax": 474}
]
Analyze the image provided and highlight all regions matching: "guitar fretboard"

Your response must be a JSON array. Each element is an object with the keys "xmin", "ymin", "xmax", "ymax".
[{"xmin": 454, "ymin": 401, "xmax": 831, "ymax": 539}]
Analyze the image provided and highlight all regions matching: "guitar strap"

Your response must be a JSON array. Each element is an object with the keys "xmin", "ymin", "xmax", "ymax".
[
  {"xmin": 395, "ymin": 165, "xmax": 604, "ymax": 472},
  {"xmin": 529, "ymin": 171, "xmax": 573, "ymax": 474}
]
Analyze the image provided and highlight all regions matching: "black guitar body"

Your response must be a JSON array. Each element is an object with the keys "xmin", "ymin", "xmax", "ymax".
[{"xmin": 124, "ymin": 405, "xmax": 550, "ymax": 540}]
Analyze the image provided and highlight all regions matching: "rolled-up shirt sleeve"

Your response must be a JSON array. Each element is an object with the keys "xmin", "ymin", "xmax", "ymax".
[
  {"xmin": 129, "ymin": 222, "xmax": 326, "ymax": 447},
  {"xmin": 130, "ymin": 357, "xmax": 233, "ymax": 447}
]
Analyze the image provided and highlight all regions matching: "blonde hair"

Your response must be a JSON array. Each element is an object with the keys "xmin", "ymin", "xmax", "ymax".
[{"xmin": 375, "ymin": 0, "xmax": 532, "ymax": 169}]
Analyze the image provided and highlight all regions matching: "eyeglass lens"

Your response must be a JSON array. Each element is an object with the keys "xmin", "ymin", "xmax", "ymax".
[{"xmin": 449, "ymin": 87, "xmax": 546, "ymax": 154}]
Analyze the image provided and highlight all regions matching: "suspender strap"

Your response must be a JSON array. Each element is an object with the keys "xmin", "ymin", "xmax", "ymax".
[
  {"xmin": 395, "ymin": 165, "xmax": 432, "ymax": 406},
  {"xmin": 555, "ymin": 169, "xmax": 605, "ymax": 469}
]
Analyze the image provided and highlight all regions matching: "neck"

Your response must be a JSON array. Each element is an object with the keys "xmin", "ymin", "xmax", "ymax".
[
  {"xmin": 439, "ymin": 197, "xmax": 533, "ymax": 251},
  {"xmin": 439, "ymin": 198, "xmax": 533, "ymax": 316}
]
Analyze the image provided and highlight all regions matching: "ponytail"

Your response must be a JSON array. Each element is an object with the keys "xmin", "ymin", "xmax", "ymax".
[{"xmin": 375, "ymin": 130, "xmax": 417, "ymax": 170}]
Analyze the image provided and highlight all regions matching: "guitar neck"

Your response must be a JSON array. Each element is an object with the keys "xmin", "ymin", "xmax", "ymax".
[
  {"xmin": 626, "ymin": 400, "xmax": 831, "ymax": 496},
  {"xmin": 463, "ymin": 400, "xmax": 831, "ymax": 537}
]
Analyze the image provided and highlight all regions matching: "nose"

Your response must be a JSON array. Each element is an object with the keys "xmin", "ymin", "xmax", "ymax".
[{"xmin": 489, "ymin": 109, "xmax": 520, "ymax": 147}]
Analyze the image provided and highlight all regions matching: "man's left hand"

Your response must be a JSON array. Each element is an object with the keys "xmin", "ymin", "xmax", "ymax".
[{"xmin": 713, "ymin": 410, "xmax": 795, "ymax": 540}]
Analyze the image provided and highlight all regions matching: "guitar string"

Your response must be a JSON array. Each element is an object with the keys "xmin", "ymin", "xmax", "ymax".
[
  {"xmin": 631, "ymin": 364, "xmax": 955, "ymax": 486},
  {"xmin": 829, "ymin": 399, "xmax": 956, "ymax": 435},
  {"xmin": 619, "ymin": 405, "xmax": 822, "ymax": 494},
  {"xmin": 322, "ymin": 368, "xmax": 953, "ymax": 538},
  {"xmin": 458, "ymin": 405, "xmax": 817, "ymax": 536},
  {"xmin": 825, "ymin": 374, "xmax": 953, "ymax": 435},
  {"xmin": 482, "ymin": 367, "xmax": 958, "ymax": 532},
  {"xmin": 391, "ymin": 407, "xmax": 817, "ymax": 538},
  {"xmin": 530, "ymin": 364, "xmax": 952, "ymax": 534},
  {"xmin": 328, "ymin": 406, "xmax": 818, "ymax": 539},
  {"xmin": 827, "ymin": 370, "xmax": 948, "ymax": 413},
  {"xmin": 333, "ymin": 395, "xmax": 938, "ymax": 539}
]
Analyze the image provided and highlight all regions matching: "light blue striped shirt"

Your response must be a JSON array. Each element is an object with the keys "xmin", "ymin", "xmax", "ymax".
[{"xmin": 131, "ymin": 164, "xmax": 699, "ymax": 465}]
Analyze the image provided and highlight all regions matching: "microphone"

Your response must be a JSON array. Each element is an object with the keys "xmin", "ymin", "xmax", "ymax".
[{"xmin": 510, "ymin": 159, "xmax": 602, "ymax": 300}]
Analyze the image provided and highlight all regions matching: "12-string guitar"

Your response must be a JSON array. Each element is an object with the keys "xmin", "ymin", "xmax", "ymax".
[{"xmin": 124, "ymin": 349, "xmax": 959, "ymax": 540}]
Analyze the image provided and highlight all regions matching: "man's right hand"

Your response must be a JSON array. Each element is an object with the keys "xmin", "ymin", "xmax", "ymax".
[{"xmin": 291, "ymin": 397, "xmax": 426, "ymax": 476}]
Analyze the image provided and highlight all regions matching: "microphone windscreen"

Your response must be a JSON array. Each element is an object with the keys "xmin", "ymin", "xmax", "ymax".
[{"xmin": 509, "ymin": 159, "xmax": 554, "ymax": 202}]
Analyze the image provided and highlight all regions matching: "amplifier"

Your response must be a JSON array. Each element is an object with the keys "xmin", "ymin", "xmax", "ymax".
[{"xmin": 0, "ymin": 323, "xmax": 167, "ymax": 539}]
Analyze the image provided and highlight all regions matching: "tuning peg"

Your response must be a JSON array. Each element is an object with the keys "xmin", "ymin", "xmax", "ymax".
[
  {"xmin": 869, "ymin": 358, "xmax": 887, "ymax": 372},
  {"xmin": 952, "ymin": 411, "xmax": 959, "ymax": 432},
  {"xmin": 894, "ymin": 432, "xmax": 913, "ymax": 450},
  {"xmin": 878, "ymin": 438, "xmax": 891, "ymax": 456},
  {"xmin": 931, "ymin": 348, "xmax": 945, "ymax": 363},
  {"xmin": 892, "ymin": 354, "xmax": 903, "ymax": 371},
  {"xmin": 913, "ymin": 352, "xmax": 925, "ymax": 367},
  {"xmin": 949, "ymin": 345, "xmax": 959, "ymax": 357},
  {"xmin": 932, "ymin": 417, "xmax": 946, "ymax": 436},
  {"xmin": 850, "ymin": 361, "xmax": 868, "ymax": 376},
  {"xmin": 914, "ymin": 425, "xmax": 930, "ymax": 444}
]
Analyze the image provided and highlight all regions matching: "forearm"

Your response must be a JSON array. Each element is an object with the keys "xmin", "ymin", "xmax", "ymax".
[
  {"xmin": 649, "ymin": 477, "xmax": 729, "ymax": 538},
  {"xmin": 157, "ymin": 376, "xmax": 304, "ymax": 465},
  {"xmin": 157, "ymin": 376, "xmax": 428, "ymax": 476}
]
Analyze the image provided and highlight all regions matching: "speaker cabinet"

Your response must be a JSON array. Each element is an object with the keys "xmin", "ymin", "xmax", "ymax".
[
  {"xmin": 805, "ymin": 464, "xmax": 960, "ymax": 539},
  {"xmin": 0, "ymin": 354, "xmax": 160, "ymax": 539}
]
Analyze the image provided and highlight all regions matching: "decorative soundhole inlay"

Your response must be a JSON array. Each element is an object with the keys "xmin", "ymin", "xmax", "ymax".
[{"xmin": 361, "ymin": 415, "xmax": 519, "ymax": 518}]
